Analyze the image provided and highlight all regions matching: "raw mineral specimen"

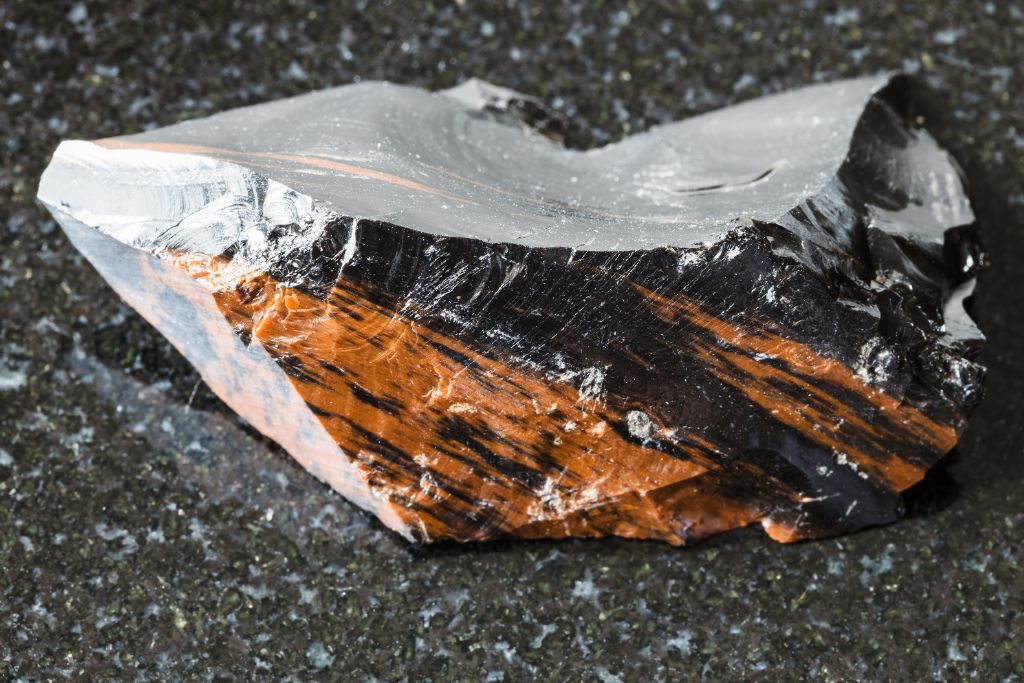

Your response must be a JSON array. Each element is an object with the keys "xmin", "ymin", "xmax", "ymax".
[{"xmin": 38, "ymin": 74, "xmax": 984, "ymax": 545}]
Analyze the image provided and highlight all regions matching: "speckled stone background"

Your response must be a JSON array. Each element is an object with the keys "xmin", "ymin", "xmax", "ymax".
[{"xmin": 1, "ymin": 1, "xmax": 1022, "ymax": 680}]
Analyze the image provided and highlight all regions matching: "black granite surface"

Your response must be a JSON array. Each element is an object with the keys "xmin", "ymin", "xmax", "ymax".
[{"xmin": 1, "ymin": 1, "xmax": 1022, "ymax": 680}]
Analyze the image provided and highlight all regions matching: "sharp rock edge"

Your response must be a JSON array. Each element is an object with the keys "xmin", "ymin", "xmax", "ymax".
[{"xmin": 38, "ymin": 74, "xmax": 985, "ymax": 545}]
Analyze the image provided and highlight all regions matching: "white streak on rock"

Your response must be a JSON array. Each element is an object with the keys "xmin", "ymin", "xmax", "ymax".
[{"xmin": 338, "ymin": 218, "xmax": 360, "ymax": 273}]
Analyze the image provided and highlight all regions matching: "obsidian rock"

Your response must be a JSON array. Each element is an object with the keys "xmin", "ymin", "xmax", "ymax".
[{"xmin": 37, "ymin": 73, "xmax": 984, "ymax": 544}]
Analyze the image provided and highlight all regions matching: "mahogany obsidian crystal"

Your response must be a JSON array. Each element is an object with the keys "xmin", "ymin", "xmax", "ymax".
[{"xmin": 37, "ymin": 74, "xmax": 985, "ymax": 545}]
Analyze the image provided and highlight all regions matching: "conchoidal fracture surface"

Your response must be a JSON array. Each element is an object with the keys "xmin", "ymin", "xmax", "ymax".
[{"xmin": 38, "ymin": 74, "xmax": 985, "ymax": 544}]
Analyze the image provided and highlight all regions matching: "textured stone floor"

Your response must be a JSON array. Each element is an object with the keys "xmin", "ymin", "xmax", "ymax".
[{"xmin": 1, "ymin": 1, "xmax": 1022, "ymax": 680}]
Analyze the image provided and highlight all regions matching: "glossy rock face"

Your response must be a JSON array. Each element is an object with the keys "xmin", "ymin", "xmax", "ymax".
[{"xmin": 37, "ymin": 74, "xmax": 984, "ymax": 545}]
